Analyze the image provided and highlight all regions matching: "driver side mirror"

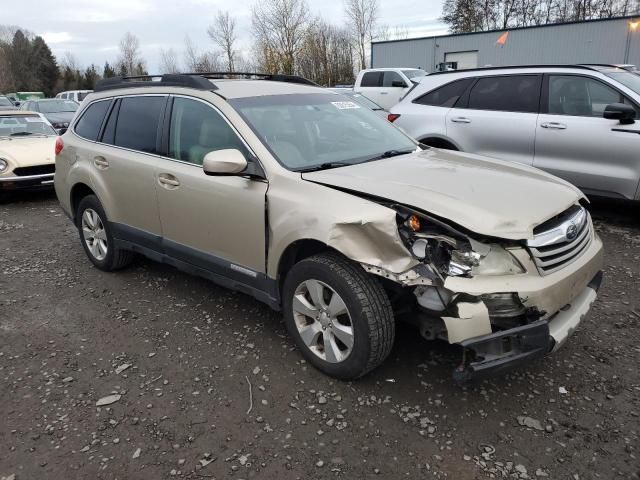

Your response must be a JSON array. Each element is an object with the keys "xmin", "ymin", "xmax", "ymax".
[
  {"xmin": 603, "ymin": 103, "xmax": 636, "ymax": 124},
  {"xmin": 391, "ymin": 80, "xmax": 407, "ymax": 88},
  {"xmin": 202, "ymin": 149, "xmax": 248, "ymax": 176}
]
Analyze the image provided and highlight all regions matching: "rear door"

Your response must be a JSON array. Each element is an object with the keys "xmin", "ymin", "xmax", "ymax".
[
  {"xmin": 88, "ymin": 95, "xmax": 165, "ymax": 246},
  {"xmin": 154, "ymin": 95, "xmax": 269, "ymax": 281},
  {"xmin": 534, "ymin": 74, "xmax": 640, "ymax": 199},
  {"xmin": 445, "ymin": 74, "xmax": 541, "ymax": 166}
]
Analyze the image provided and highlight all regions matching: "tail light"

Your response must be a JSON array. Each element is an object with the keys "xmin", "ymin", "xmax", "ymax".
[
  {"xmin": 387, "ymin": 113, "xmax": 401, "ymax": 123},
  {"xmin": 55, "ymin": 137, "xmax": 64, "ymax": 155}
]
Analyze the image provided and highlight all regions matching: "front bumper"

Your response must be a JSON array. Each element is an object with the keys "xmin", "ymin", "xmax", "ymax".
[
  {"xmin": 0, "ymin": 173, "xmax": 55, "ymax": 190},
  {"xmin": 452, "ymin": 271, "xmax": 602, "ymax": 383}
]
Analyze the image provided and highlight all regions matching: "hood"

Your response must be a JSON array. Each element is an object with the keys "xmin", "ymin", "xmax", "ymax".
[
  {"xmin": 302, "ymin": 149, "xmax": 584, "ymax": 240},
  {"xmin": 0, "ymin": 136, "xmax": 56, "ymax": 174},
  {"xmin": 43, "ymin": 112, "xmax": 75, "ymax": 124}
]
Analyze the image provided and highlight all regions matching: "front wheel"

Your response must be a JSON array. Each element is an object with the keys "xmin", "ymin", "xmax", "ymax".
[{"xmin": 282, "ymin": 252, "xmax": 395, "ymax": 379}]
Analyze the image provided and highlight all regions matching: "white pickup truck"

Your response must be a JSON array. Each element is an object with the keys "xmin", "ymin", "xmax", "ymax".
[{"xmin": 353, "ymin": 68, "xmax": 427, "ymax": 110}]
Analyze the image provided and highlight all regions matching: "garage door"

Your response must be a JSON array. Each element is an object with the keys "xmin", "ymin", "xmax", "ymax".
[{"xmin": 445, "ymin": 51, "xmax": 479, "ymax": 70}]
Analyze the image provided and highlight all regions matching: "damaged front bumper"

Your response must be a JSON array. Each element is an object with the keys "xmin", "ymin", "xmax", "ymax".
[{"xmin": 452, "ymin": 271, "xmax": 602, "ymax": 383}]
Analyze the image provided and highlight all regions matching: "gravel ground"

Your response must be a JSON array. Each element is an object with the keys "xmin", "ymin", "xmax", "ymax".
[{"xmin": 1, "ymin": 191, "xmax": 639, "ymax": 480}]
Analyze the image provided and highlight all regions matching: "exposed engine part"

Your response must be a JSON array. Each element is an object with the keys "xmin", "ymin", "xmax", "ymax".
[
  {"xmin": 414, "ymin": 285, "xmax": 453, "ymax": 312},
  {"xmin": 479, "ymin": 293, "xmax": 526, "ymax": 319}
]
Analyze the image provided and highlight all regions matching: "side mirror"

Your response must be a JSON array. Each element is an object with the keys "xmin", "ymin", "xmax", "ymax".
[
  {"xmin": 391, "ymin": 80, "xmax": 407, "ymax": 88},
  {"xmin": 14, "ymin": 101, "xmax": 21, "ymax": 107},
  {"xmin": 202, "ymin": 149, "xmax": 248, "ymax": 176},
  {"xmin": 603, "ymin": 103, "xmax": 636, "ymax": 124},
  {"xmin": 58, "ymin": 128, "xmax": 68, "ymax": 135}
]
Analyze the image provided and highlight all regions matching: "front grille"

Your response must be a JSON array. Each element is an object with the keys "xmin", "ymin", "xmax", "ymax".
[
  {"xmin": 12, "ymin": 164, "xmax": 55, "ymax": 176},
  {"xmin": 527, "ymin": 206, "xmax": 592, "ymax": 275}
]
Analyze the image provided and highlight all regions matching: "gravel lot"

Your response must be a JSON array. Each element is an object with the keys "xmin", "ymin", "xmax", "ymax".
[{"xmin": 1, "ymin": 191, "xmax": 639, "ymax": 480}]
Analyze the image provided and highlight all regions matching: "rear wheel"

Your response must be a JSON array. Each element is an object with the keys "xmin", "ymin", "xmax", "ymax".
[
  {"xmin": 76, "ymin": 195, "xmax": 133, "ymax": 271},
  {"xmin": 283, "ymin": 252, "xmax": 395, "ymax": 379}
]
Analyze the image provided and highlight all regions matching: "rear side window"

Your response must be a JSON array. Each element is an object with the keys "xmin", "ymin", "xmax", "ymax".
[
  {"xmin": 113, "ymin": 96, "xmax": 165, "ymax": 154},
  {"xmin": 74, "ymin": 100, "xmax": 110, "ymax": 141},
  {"xmin": 415, "ymin": 78, "xmax": 473, "ymax": 107},
  {"xmin": 361, "ymin": 72, "xmax": 383, "ymax": 87},
  {"xmin": 468, "ymin": 75, "xmax": 541, "ymax": 113}
]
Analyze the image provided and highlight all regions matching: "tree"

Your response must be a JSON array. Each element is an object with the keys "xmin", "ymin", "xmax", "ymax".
[
  {"xmin": 8, "ymin": 30, "xmax": 32, "ymax": 90},
  {"xmin": 183, "ymin": 35, "xmax": 221, "ymax": 72},
  {"xmin": 159, "ymin": 48, "xmax": 180, "ymax": 73},
  {"xmin": 31, "ymin": 36, "xmax": 58, "ymax": 96},
  {"xmin": 208, "ymin": 11, "xmax": 238, "ymax": 71},
  {"xmin": 297, "ymin": 21, "xmax": 354, "ymax": 85},
  {"xmin": 83, "ymin": 64, "xmax": 100, "ymax": 89},
  {"xmin": 103, "ymin": 61, "xmax": 116, "ymax": 78},
  {"xmin": 344, "ymin": 0, "xmax": 379, "ymax": 70},
  {"xmin": 117, "ymin": 32, "xmax": 146, "ymax": 76},
  {"xmin": 252, "ymin": 0, "xmax": 312, "ymax": 75}
]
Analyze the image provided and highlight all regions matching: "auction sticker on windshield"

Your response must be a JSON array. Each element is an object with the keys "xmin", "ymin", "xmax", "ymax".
[{"xmin": 331, "ymin": 101, "xmax": 360, "ymax": 110}]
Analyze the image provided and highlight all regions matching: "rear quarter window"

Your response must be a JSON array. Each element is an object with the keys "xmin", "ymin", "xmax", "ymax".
[{"xmin": 74, "ymin": 100, "xmax": 111, "ymax": 141}]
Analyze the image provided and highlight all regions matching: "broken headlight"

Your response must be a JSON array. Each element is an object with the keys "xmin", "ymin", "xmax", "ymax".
[{"xmin": 397, "ymin": 209, "xmax": 524, "ymax": 278}]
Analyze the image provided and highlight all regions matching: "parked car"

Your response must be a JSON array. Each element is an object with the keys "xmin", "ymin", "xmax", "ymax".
[
  {"xmin": 55, "ymin": 73, "xmax": 603, "ymax": 381},
  {"xmin": 389, "ymin": 64, "xmax": 640, "ymax": 201},
  {"xmin": 327, "ymin": 88, "xmax": 388, "ymax": 118},
  {"xmin": 56, "ymin": 90, "xmax": 93, "ymax": 103},
  {"xmin": 21, "ymin": 99, "xmax": 79, "ymax": 134},
  {"xmin": 354, "ymin": 68, "xmax": 427, "ymax": 110},
  {"xmin": 0, "ymin": 95, "xmax": 18, "ymax": 110},
  {"xmin": 0, "ymin": 110, "xmax": 58, "ymax": 192}
]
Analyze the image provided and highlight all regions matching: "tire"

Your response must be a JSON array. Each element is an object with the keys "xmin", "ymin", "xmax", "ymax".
[
  {"xmin": 76, "ymin": 195, "xmax": 134, "ymax": 271},
  {"xmin": 282, "ymin": 252, "xmax": 395, "ymax": 379}
]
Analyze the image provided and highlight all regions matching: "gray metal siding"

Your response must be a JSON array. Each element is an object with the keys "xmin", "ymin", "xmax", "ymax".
[{"xmin": 372, "ymin": 18, "xmax": 640, "ymax": 72}]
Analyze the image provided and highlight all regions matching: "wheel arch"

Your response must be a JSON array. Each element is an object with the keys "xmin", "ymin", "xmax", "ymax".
[
  {"xmin": 70, "ymin": 182, "xmax": 96, "ymax": 222},
  {"xmin": 418, "ymin": 135, "xmax": 460, "ymax": 151}
]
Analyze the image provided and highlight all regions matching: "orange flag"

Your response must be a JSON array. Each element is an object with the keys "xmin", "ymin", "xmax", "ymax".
[{"xmin": 496, "ymin": 31, "xmax": 509, "ymax": 46}]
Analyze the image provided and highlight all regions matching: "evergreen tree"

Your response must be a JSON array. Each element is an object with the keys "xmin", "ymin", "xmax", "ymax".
[
  {"xmin": 31, "ymin": 36, "xmax": 59, "ymax": 96},
  {"xmin": 9, "ymin": 30, "xmax": 32, "ymax": 90},
  {"xmin": 103, "ymin": 61, "xmax": 116, "ymax": 78},
  {"xmin": 83, "ymin": 64, "xmax": 99, "ymax": 89}
]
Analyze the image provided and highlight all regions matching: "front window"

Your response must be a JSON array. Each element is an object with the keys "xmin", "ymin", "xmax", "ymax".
[
  {"xmin": 230, "ymin": 93, "xmax": 416, "ymax": 171},
  {"xmin": 0, "ymin": 114, "xmax": 57, "ymax": 137},
  {"xmin": 548, "ymin": 75, "xmax": 633, "ymax": 117},
  {"xmin": 38, "ymin": 100, "xmax": 79, "ymax": 113}
]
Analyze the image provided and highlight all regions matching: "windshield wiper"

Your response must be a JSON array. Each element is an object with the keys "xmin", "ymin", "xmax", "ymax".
[
  {"xmin": 359, "ymin": 149, "xmax": 415, "ymax": 163},
  {"xmin": 9, "ymin": 132, "xmax": 34, "ymax": 136},
  {"xmin": 298, "ymin": 162, "xmax": 352, "ymax": 173}
]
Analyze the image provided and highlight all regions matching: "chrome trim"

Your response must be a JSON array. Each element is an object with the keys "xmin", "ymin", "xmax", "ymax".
[
  {"xmin": 0, "ymin": 172, "xmax": 54, "ymax": 182},
  {"xmin": 527, "ymin": 207, "xmax": 593, "ymax": 275}
]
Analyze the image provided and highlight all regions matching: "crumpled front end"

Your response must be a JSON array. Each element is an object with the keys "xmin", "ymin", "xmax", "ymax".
[{"xmin": 361, "ymin": 203, "xmax": 604, "ymax": 382}]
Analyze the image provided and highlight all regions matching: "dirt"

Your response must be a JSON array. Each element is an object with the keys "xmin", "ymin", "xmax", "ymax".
[{"xmin": 1, "ymin": 191, "xmax": 639, "ymax": 480}]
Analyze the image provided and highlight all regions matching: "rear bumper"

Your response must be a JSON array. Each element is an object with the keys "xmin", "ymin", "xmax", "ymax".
[
  {"xmin": 453, "ymin": 271, "xmax": 602, "ymax": 383},
  {"xmin": 0, "ymin": 173, "xmax": 55, "ymax": 190}
]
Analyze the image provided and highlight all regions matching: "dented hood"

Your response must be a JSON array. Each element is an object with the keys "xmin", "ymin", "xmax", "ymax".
[{"xmin": 302, "ymin": 149, "xmax": 584, "ymax": 240}]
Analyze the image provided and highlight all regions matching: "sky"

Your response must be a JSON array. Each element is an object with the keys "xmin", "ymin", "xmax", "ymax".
[{"xmin": 1, "ymin": 0, "xmax": 448, "ymax": 72}]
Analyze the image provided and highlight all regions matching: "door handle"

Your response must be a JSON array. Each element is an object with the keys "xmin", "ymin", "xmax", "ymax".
[
  {"xmin": 379, "ymin": 92, "xmax": 389, "ymax": 95},
  {"xmin": 450, "ymin": 117, "xmax": 471, "ymax": 124},
  {"xmin": 540, "ymin": 122, "xmax": 567, "ymax": 130},
  {"xmin": 93, "ymin": 156, "xmax": 109, "ymax": 169},
  {"xmin": 158, "ymin": 173, "xmax": 180, "ymax": 188}
]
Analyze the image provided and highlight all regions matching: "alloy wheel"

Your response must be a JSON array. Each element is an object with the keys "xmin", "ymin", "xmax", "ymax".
[{"xmin": 81, "ymin": 208, "xmax": 108, "ymax": 261}]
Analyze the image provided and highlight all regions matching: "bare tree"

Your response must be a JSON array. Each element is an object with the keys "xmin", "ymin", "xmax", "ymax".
[
  {"xmin": 117, "ymin": 32, "xmax": 145, "ymax": 76},
  {"xmin": 208, "ymin": 11, "xmax": 238, "ymax": 71},
  {"xmin": 159, "ymin": 48, "xmax": 180, "ymax": 73},
  {"xmin": 344, "ymin": 0, "xmax": 379, "ymax": 70},
  {"xmin": 183, "ymin": 35, "xmax": 222, "ymax": 72},
  {"xmin": 252, "ymin": 0, "xmax": 312, "ymax": 75},
  {"xmin": 297, "ymin": 21, "xmax": 354, "ymax": 85}
]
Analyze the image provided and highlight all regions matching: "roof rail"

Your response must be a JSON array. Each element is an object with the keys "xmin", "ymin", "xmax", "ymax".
[
  {"xmin": 94, "ymin": 72, "xmax": 318, "ymax": 92},
  {"xmin": 429, "ymin": 64, "xmax": 609, "ymax": 76}
]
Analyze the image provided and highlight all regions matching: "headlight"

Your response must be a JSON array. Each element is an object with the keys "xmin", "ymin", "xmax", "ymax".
[
  {"xmin": 0, "ymin": 158, "xmax": 7, "ymax": 172},
  {"xmin": 449, "ymin": 244, "xmax": 524, "ymax": 277}
]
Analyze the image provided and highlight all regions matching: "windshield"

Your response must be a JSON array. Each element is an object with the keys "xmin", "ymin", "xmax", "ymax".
[
  {"xmin": 0, "ymin": 97, "xmax": 13, "ymax": 107},
  {"xmin": 0, "ymin": 114, "xmax": 57, "ymax": 137},
  {"xmin": 230, "ymin": 93, "xmax": 415, "ymax": 171},
  {"xmin": 604, "ymin": 70, "xmax": 640, "ymax": 95},
  {"xmin": 402, "ymin": 69, "xmax": 427, "ymax": 80},
  {"xmin": 38, "ymin": 100, "xmax": 78, "ymax": 113}
]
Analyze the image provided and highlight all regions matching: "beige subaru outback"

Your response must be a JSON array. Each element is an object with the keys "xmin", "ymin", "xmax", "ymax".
[{"xmin": 54, "ymin": 73, "xmax": 604, "ymax": 381}]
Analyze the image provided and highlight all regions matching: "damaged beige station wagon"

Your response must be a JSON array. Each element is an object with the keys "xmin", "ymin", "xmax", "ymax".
[{"xmin": 54, "ymin": 73, "xmax": 604, "ymax": 381}]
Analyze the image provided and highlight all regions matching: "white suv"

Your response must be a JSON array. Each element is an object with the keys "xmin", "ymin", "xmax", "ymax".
[
  {"xmin": 390, "ymin": 65, "xmax": 640, "ymax": 201},
  {"xmin": 354, "ymin": 68, "xmax": 427, "ymax": 110}
]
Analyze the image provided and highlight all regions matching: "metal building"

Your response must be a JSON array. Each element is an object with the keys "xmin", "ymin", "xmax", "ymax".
[{"xmin": 371, "ymin": 15, "xmax": 640, "ymax": 72}]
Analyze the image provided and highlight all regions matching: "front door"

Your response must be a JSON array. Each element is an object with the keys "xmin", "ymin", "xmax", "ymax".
[
  {"xmin": 534, "ymin": 74, "xmax": 640, "ymax": 200},
  {"xmin": 154, "ymin": 96, "xmax": 269, "ymax": 284}
]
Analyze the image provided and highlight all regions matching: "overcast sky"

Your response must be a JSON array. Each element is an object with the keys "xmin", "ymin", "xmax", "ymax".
[{"xmin": 2, "ymin": 0, "xmax": 447, "ymax": 72}]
